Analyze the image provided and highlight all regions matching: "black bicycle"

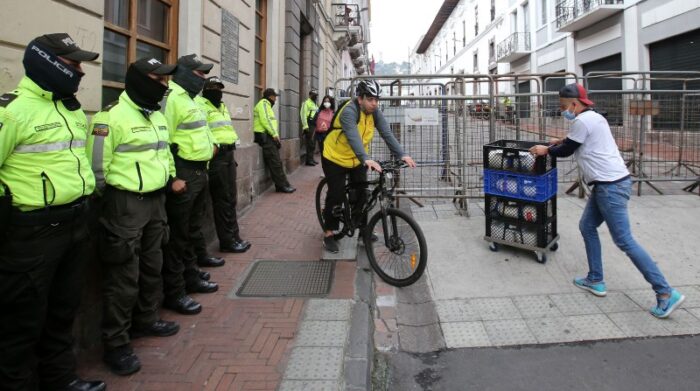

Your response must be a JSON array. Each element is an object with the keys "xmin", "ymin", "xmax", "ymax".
[{"xmin": 315, "ymin": 160, "xmax": 427, "ymax": 287}]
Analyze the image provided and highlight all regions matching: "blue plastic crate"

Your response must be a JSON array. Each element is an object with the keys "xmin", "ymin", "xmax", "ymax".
[{"xmin": 484, "ymin": 168, "xmax": 557, "ymax": 202}]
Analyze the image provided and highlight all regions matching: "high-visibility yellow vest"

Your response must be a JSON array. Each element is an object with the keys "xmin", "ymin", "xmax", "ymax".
[
  {"xmin": 87, "ymin": 92, "xmax": 176, "ymax": 194},
  {"xmin": 195, "ymin": 96, "xmax": 239, "ymax": 145},
  {"xmin": 322, "ymin": 100, "xmax": 375, "ymax": 168},
  {"xmin": 0, "ymin": 76, "xmax": 96, "ymax": 211},
  {"xmin": 162, "ymin": 80, "xmax": 215, "ymax": 161}
]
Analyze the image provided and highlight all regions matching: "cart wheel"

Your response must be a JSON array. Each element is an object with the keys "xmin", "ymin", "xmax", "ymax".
[
  {"xmin": 549, "ymin": 243, "xmax": 559, "ymax": 252},
  {"xmin": 535, "ymin": 252, "xmax": 547, "ymax": 264},
  {"xmin": 489, "ymin": 243, "xmax": 499, "ymax": 252}
]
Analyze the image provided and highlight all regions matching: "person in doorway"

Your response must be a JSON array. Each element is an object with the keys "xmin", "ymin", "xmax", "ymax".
[
  {"xmin": 87, "ymin": 57, "xmax": 182, "ymax": 376},
  {"xmin": 160, "ymin": 54, "xmax": 219, "ymax": 316},
  {"xmin": 311, "ymin": 95, "xmax": 335, "ymax": 157},
  {"xmin": 194, "ymin": 76, "xmax": 251, "ymax": 255},
  {"xmin": 0, "ymin": 33, "xmax": 105, "ymax": 391},
  {"xmin": 321, "ymin": 79, "xmax": 416, "ymax": 253},
  {"xmin": 529, "ymin": 83, "xmax": 684, "ymax": 318},
  {"xmin": 253, "ymin": 88, "xmax": 295, "ymax": 193},
  {"xmin": 300, "ymin": 89, "xmax": 319, "ymax": 166}
]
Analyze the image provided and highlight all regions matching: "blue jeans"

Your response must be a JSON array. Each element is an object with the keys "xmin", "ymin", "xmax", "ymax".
[{"xmin": 579, "ymin": 178, "xmax": 672, "ymax": 295}]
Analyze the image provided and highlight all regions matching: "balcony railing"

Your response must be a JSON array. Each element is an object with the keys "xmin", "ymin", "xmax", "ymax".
[
  {"xmin": 332, "ymin": 3, "xmax": 360, "ymax": 27},
  {"xmin": 555, "ymin": 0, "xmax": 624, "ymax": 32},
  {"xmin": 496, "ymin": 32, "xmax": 531, "ymax": 63}
]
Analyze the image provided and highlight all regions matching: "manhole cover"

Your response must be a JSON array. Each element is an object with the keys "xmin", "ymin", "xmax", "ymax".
[{"xmin": 235, "ymin": 260, "xmax": 334, "ymax": 297}]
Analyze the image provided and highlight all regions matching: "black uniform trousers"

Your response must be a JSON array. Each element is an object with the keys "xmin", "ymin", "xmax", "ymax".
[
  {"xmin": 321, "ymin": 157, "xmax": 368, "ymax": 231},
  {"xmin": 256, "ymin": 134, "xmax": 290, "ymax": 189},
  {"xmin": 304, "ymin": 127, "xmax": 315, "ymax": 163},
  {"xmin": 99, "ymin": 186, "xmax": 168, "ymax": 350},
  {"xmin": 0, "ymin": 200, "xmax": 89, "ymax": 390},
  {"xmin": 162, "ymin": 162, "xmax": 208, "ymax": 299},
  {"xmin": 194, "ymin": 148, "xmax": 241, "ymax": 259}
]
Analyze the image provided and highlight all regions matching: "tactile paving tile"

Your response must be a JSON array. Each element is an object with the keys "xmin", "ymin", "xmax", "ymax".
[
  {"xmin": 441, "ymin": 322, "xmax": 491, "ymax": 348},
  {"xmin": 304, "ymin": 299, "xmax": 353, "ymax": 321},
  {"xmin": 278, "ymin": 380, "xmax": 341, "ymax": 391},
  {"xmin": 624, "ymin": 289, "xmax": 655, "ymax": 309},
  {"xmin": 660, "ymin": 309, "xmax": 700, "ymax": 335},
  {"xmin": 526, "ymin": 317, "xmax": 581, "ymax": 344},
  {"xmin": 435, "ymin": 300, "xmax": 480, "ymax": 322},
  {"xmin": 283, "ymin": 347, "xmax": 344, "ymax": 380},
  {"xmin": 471, "ymin": 297, "xmax": 522, "ymax": 320},
  {"xmin": 512, "ymin": 295, "xmax": 564, "ymax": 319},
  {"xmin": 295, "ymin": 321, "xmax": 348, "ymax": 347},
  {"xmin": 687, "ymin": 308, "xmax": 700, "ymax": 320},
  {"xmin": 236, "ymin": 261, "xmax": 334, "ymax": 297},
  {"xmin": 567, "ymin": 314, "xmax": 626, "ymax": 340},
  {"xmin": 549, "ymin": 293, "xmax": 602, "ymax": 316},
  {"xmin": 593, "ymin": 292, "xmax": 643, "ymax": 313},
  {"xmin": 677, "ymin": 285, "xmax": 700, "ymax": 309},
  {"xmin": 483, "ymin": 319, "xmax": 537, "ymax": 346},
  {"xmin": 608, "ymin": 311, "xmax": 673, "ymax": 338}
]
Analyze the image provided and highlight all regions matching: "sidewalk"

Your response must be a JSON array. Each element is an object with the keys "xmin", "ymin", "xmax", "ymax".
[
  {"xmin": 77, "ymin": 164, "xmax": 358, "ymax": 390},
  {"xmin": 373, "ymin": 195, "xmax": 700, "ymax": 353}
]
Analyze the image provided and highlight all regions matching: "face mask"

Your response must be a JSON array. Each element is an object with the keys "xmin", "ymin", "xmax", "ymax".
[
  {"xmin": 202, "ymin": 89, "xmax": 223, "ymax": 107},
  {"xmin": 562, "ymin": 110, "xmax": 576, "ymax": 120},
  {"xmin": 173, "ymin": 66, "xmax": 205, "ymax": 97},
  {"xmin": 125, "ymin": 66, "xmax": 168, "ymax": 111},
  {"xmin": 561, "ymin": 105, "xmax": 576, "ymax": 120},
  {"xmin": 323, "ymin": 102, "xmax": 331, "ymax": 109},
  {"xmin": 23, "ymin": 41, "xmax": 84, "ymax": 109}
]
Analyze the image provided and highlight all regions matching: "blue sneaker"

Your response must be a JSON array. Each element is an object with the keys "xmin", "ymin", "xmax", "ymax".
[
  {"xmin": 650, "ymin": 289, "xmax": 685, "ymax": 319},
  {"xmin": 573, "ymin": 277, "xmax": 607, "ymax": 297}
]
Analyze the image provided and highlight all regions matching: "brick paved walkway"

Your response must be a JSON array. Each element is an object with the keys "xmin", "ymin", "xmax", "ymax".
[{"xmin": 78, "ymin": 165, "xmax": 356, "ymax": 390}]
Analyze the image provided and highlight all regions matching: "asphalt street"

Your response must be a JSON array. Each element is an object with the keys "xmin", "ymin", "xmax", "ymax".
[{"xmin": 383, "ymin": 335, "xmax": 700, "ymax": 391}]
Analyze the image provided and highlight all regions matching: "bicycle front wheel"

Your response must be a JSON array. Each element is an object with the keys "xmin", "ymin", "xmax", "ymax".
[{"xmin": 364, "ymin": 208, "xmax": 427, "ymax": 287}]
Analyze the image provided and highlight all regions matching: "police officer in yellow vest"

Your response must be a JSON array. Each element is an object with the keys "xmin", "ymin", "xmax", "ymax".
[
  {"xmin": 300, "ymin": 89, "xmax": 319, "ymax": 166},
  {"xmin": 194, "ymin": 77, "xmax": 251, "ymax": 255},
  {"xmin": 87, "ymin": 58, "xmax": 184, "ymax": 376},
  {"xmin": 254, "ymin": 88, "xmax": 295, "ymax": 193},
  {"xmin": 0, "ymin": 33, "xmax": 105, "ymax": 391},
  {"xmin": 160, "ymin": 54, "xmax": 219, "ymax": 315},
  {"xmin": 321, "ymin": 79, "xmax": 416, "ymax": 253}
]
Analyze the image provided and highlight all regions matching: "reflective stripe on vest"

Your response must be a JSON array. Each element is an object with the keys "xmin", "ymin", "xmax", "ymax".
[
  {"xmin": 114, "ymin": 140, "xmax": 169, "ymax": 153},
  {"xmin": 14, "ymin": 140, "xmax": 86, "ymax": 153},
  {"xmin": 176, "ymin": 120, "xmax": 207, "ymax": 130},
  {"xmin": 209, "ymin": 120, "xmax": 233, "ymax": 128}
]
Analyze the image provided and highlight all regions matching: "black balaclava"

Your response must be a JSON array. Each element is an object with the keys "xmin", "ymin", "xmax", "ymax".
[
  {"xmin": 172, "ymin": 66, "xmax": 205, "ymax": 98},
  {"xmin": 125, "ymin": 65, "xmax": 168, "ymax": 111},
  {"xmin": 202, "ymin": 89, "xmax": 223, "ymax": 107},
  {"xmin": 310, "ymin": 93, "xmax": 318, "ymax": 103},
  {"xmin": 23, "ymin": 40, "xmax": 84, "ymax": 110}
]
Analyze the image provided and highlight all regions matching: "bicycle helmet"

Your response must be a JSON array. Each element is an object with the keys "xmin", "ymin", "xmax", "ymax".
[{"xmin": 356, "ymin": 79, "xmax": 382, "ymax": 98}]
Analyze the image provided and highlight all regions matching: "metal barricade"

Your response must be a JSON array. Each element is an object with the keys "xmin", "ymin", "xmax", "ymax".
[{"xmin": 329, "ymin": 72, "xmax": 700, "ymax": 214}]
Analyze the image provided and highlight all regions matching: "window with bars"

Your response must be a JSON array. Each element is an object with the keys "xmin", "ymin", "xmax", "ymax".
[
  {"xmin": 102, "ymin": 0, "xmax": 178, "ymax": 106},
  {"xmin": 254, "ymin": 0, "xmax": 267, "ymax": 102}
]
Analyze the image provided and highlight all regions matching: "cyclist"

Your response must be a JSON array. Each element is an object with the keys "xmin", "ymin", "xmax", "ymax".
[{"xmin": 321, "ymin": 79, "xmax": 416, "ymax": 253}]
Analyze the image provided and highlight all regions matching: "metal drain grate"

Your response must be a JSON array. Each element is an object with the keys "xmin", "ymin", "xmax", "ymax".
[{"xmin": 235, "ymin": 260, "xmax": 334, "ymax": 297}]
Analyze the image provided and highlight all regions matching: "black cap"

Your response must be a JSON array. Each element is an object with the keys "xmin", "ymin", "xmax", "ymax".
[
  {"xmin": 204, "ymin": 76, "xmax": 225, "ymax": 89},
  {"xmin": 310, "ymin": 89, "xmax": 318, "ymax": 96},
  {"xmin": 263, "ymin": 88, "xmax": 279, "ymax": 98},
  {"xmin": 132, "ymin": 57, "xmax": 177, "ymax": 75},
  {"xmin": 177, "ymin": 54, "xmax": 213, "ymax": 73},
  {"xmin": 33, "ymin": 33, "xmax": 99, "ymax": 62}
]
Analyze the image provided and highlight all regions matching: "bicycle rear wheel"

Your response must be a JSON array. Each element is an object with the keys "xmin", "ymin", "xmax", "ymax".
[
  {"xmin": 315, "ymin": 177, "xmax": 345, "ymax": 233},
  {"xmin": 364, "ymin": 208, "xmax": 427, "ymax": 287}
]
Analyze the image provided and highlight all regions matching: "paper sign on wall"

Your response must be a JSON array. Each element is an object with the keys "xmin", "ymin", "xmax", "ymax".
[{"xmin": 404, "ymin": 108, "xmax": 439, "ymax": 126}]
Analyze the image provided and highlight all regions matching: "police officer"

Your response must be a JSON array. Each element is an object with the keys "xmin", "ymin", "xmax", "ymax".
[
  {"xmin": 300, "ymin": 89, "xmax": 319, "ymax": 166},
  {"xmin": 194, "ymin": 77, "xmax": 251, "ymax": 255},
  {"xmin": 254, "ymin": 88, "xmax": 295, "ymax": 193},
  {"xmin": 161, "ymin": 54, "xmax": 218, "ymax": 315},
  {"xmin": 87, "ymin": 58, "xmax": 184, "ymax": 376},
  {"xmin": 0, "ymin": 33, "xmax": 105, "ymax": 391}
]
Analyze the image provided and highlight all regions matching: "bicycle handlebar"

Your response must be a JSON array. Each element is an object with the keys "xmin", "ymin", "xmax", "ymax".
[{"xmin": 377, "ymin": 159, "xmax": 408, "ymax": 171}]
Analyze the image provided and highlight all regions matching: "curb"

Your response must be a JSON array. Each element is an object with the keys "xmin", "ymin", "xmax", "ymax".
[{"xmin": 344, "ymin": 249, "xmax": 375, "ymax": 390}]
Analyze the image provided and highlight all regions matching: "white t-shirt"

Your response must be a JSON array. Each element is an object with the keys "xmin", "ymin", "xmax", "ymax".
[{"xmin": 567, "ymin": 110, "xmax": 629, "ymax": 184}]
